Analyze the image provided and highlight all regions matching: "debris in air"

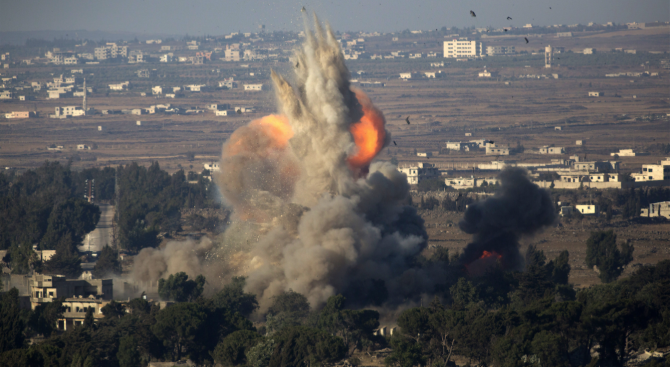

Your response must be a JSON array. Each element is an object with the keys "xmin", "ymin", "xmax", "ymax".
[
  {"xmin": 301, "ymin": 6, "xmax": 306, "ymax": 12},
  {"xmin": 406, "ymin": 116, "xmax": 411, "ymax": 125},
  {"xmin": 524, "ymin": 37, "xmax": 529, "ymax": 43},
  {"xmin": 470, "ymin": 10, "xmax": 476, "ymax": 17},
  {"xmin": 507, "ymin": 16, "xmax": 512, "ymax": 20},
  {"xmin": 393, "ymin": 141, "xmax": 397, "ymax": 146},
  {"xmin": 504, "ymin": 29, "xmax": 508, "ymax": 32}
]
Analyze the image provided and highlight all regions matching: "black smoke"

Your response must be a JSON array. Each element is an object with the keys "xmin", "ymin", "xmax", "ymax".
[{"xmin": 459, "ymin": 167, "xmax": 557, "ymax": 272}]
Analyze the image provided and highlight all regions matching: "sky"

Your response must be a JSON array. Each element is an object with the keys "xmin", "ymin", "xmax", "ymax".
[{"xmin": 0, "ymin": 0, "xmax": 668, "ymax": 36}]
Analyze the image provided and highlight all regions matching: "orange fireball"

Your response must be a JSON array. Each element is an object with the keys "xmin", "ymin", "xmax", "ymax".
[{"xmin": 347, "ymin": 88, "xmax": 387, "ymax": 170}]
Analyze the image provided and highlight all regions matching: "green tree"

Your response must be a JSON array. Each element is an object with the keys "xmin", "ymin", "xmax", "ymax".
[
  {"xmin": 0, "ymin": 288, "xmax": 26, "ymax": 353},
  {"xmin": 212, "ymin": 276, "xmax": 258, "ymax": 318},
  {"xmin": 158, "ymin": 272, "xmax": 205, "ymax": 302},
  {"xmin": 384, "ymin": 335, "xmax": 425, "ymax": 367},
  {"xmin": 101, "ymin": 300, "xmax": 126, "ymax": 320},
  {"xmin": 586, "ymin": 230, "xmax": 634, "ymax": 283},
  {"xmin": 266, "ymin": 290, "xmax": 310, "ymax": 332},
  {"xmin": 27, "ymin": 298, "xmax": 65, "ymax": 337},
  {"xmin": 268, "ymin": 326, "xmax": 346, "ymax": 367},
  {"xmin": 92, "ymin": 245, "xmax": 121, "ymax": 279},
  {"xmin": 152, "ymin": 302, "xmax": 207, "ymax": 361},
  {"xmin": 42, "ymin": 241, "xmax": 83, "ymax": 279},
  {"xmin": 213, "ymin": 330, "xmax": 261, "ymax": 366},
  {"xmin": 117, "ymin": 335, "xmax": 140, "ymax": 367}
]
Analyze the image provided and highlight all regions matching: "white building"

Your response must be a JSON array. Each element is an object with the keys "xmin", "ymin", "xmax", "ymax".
[
  {"xmin": 152, "ymin": 86, "xmax": 163, "ymax": 95},
  {"xmin": 445, "ymin": 177, "xmax": 498, "ymax": 189},
  {"xmin": 399, "ymin": 72, "xmax": 414, "ymax": 79},
  {"xmin": 478, "ymin": 69, "xmax": 492, "ymax": 78},
  {"xmin": 486, "ymin": 46, "xmax": 515, "ymax": 56},
  {"xmin": 215, "ymin": 110, "xmax": 233, "ymax": 116},
  {"xmin": 445, "ymin": 141, "xmax": 479, "ymax": 151},
  {"xmin": 631, "ymin": 159, "xmax": 670, "ymax": 182},
  {"xmin": 539, "ymin": 146, "xmax": 565, "ymax": 154},
  {"xmin": 641, "ymin": 201, "xmax": 670, "ymax": 219},
  {"xmin": 611, "ymin": 149, "xmax": 636, "ymax": 157},
  {"xmin": 398, "ymin": 162, "xmax": 439, "ymax": 185},
  {"xmin": 243, "ymin": 84, "xmax": 263, "ymax": 91},
  {"xmin": 486, "ymin": 146, "xmax": 510, "ymax": 155},
  {"xmin": 444, "ymin": 38, "xmax": 483, "ymax": 59},
  {"xmin": 53, "ymin": 106, "xmax": 85, "ymax": 118},
  {"xmin": 588, "ymin": 91, "xmax": 603, "ymax": 97},
  {"xmin": 417, "ymin": 152, "xmax": 433, "ymax": 158},
  {"xmin": 108, "ymin": 82, "xmax": 130, "ymax": 91},
  {"xmin": 583, "ymin": 48, "xmax": 596, "ymax": 55},
  {"xmin": 575, "ymin": 205, "xmax": 599, "ymax": 215},
  {"xmin": 77, "ymin": 144, "xmax": 90, "ymax": 150},
  {"xmin": 204, "ymin": 162, "xmax": 220, "ymax": 172}
]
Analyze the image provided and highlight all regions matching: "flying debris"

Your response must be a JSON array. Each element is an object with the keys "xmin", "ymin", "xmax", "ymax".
[
  {"xmin": 470, "ymin": 10, "xmax": 476, "ymax": 17},
  {"xmin": 524, "ymin": 37, "xmax": 529, "ymax": 43},
  {"xmin": 507, "ymin": 16, "xmax": 512, "ymax": 20},
  {"xmin": 301, "ymin": 6, "xmax": 306, "ymax": 12},
  {"xmin": 405, "ymin": 116, "xmax": 411, "ymax": 125},
  {"xmin": 549, "ymin": 7, "xmax": 552, "ymax": 9},
  {"xmin": 393, "ymin": 141, "xmax": 397, "ymax": 146},
  {"xmin": 504, "ymin": 29, "xmax": 508, "ymax": 32}
]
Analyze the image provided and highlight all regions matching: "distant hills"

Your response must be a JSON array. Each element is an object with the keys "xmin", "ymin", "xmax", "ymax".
[{"xmin": 0, "ymin": 30, "xmax": 180, "ymax": 45}]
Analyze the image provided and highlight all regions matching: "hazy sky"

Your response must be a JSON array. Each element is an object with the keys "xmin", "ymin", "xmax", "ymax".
[{"xmin": 0, "ymin": 0, "xmax": 668, "ymax": 36}]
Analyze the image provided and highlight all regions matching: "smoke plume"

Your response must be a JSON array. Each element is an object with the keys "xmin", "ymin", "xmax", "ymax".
[
  {"xmin": 130, "ymin": 238, "xmax": 215, "ymax": 284},
  {"xmin": 211, "ymin": 15, "xmax": 434, "ymax": 311},
  {"xmin": 459, "ymin": 167, "xmax": 557, "ymax": 276}
]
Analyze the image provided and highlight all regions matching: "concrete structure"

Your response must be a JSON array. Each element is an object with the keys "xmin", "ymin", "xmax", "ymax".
[
  {"xmin": 417, "ymin": 152, "xmax": 432, "ymax": 158},
  {"xmin": 215, "ymin": 110, "xmax": 233, "ymax": 116},
  {"xmin": 94, "ymin": 43, "xmax": 127, "ymax": 60},
  {"xmin": 545, "ymin": 45, "xmax": 553, "ymax": 68},
  {"xmin": 559, "ymin": 206, "xmax": 574, "ymax": 217},
  {"xmin": 642, "ymin": 201, "xmax": 670, "ymax": 219},
  {"xmin": 204, "ymin": 162, "xmax": 220, "ymax": 172},
  {"xmin": 29, "ymin": 274, "xmax": 113, "ymax": 330},
  {"xmin": 445, "ymin": 176, "xmax": 498, "ymax": 189},
  {"xmin": 478, "ymin": 69, "xmax": 492, "ymax": 78},
  {"xmin": 611, "ymin": 149, "xmax": 636, "ymax": 157},
  {"xmin": 445, "ymin": 141, "xmax": 479, "ymax": 151},
  {"xmin": 575, "ymin": 205, "xmax": 599, "ymax": 216},
  {"xmin": 109, "ymin": 82, "xmax": 130, "ymax": 91},
  {"xmin": 444, "ymin": 38, "xmax": 483, "ymax": 59},
  {"xmin": 631, "ymin": 159, "xmax": 670, "ymax": 182},
  {"xmin": 152, "ymin": 86, "xmax": 163, "ymax": 95},
  {"xmin": 486, "ymin": 46, "xmax": 515, "ymax": 56},
  {"xmin": 77, "ymin": 144, "xmax": 90, "ymax": 150},
  {"xmin": 556, "ymin": 32, "xmax": 573, "ymax": 37},
  {"xmin": 539, "ymin": 146, "xmax": 565, "ymax": 154},
  {"xmin": 224, "ymin": 48, "xmax": 240, "ymax": 62},
  {"xmin": 398, "ymin": 162, "xmax": 439, "ymax": 185},
  {"xmin": 583, "ymin": 48, "xmax": 596, "ymax": 55},
  {"xmin": 486, "ymin": 146, "xmax": 510, "ymax": 155},
  {"xmin": 4, "ymin": 111, "xmax": 34, "ymax": 119},
  {"xmin": 243, "ymin": 84, "xmax": 263, "ymax": 91},
  {"xmin": 53, "ymin": 106, "xmax": 85, "ymax": 118},
  {"xmin": 576, "ymin": 140, "xmax": 583, "ymax": 145},
  {"xmin": 588, "ymin": 91, "xmax": 603, "ymax": 97}
]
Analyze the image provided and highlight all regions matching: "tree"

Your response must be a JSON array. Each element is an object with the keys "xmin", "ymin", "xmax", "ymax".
[
  {"xmin": 117, "ymin": 335, "xmax": 140, "ymax": 367},
  {"xmin": 0, "ymin": 288, "xmax": 26, "ymax": 354},
  {"xmin": 27, "ymin": 298, "xmax": 65, "ymax": 338},
  {"xmin": 266, "ymin": 290, "xmax": 310, "ymax": 332},
  {"xmin": 101, "ymin": 300, "xmax": 126, "ymax": 320},
  {"xmin": 384, "ymin": 335, "xmax": 425, "ymax": 367},
  {"xmin": 92, "ymin": 245, "xmax": 121, "ymax": 279},
  {"xmin": 213, "ymin": 330, "xmax": 261, "ymax": 366},
  {"xmin": 268, "ymin": 326, "xmax": 346, "ymax": 367},
  {"xmin": 41, "ymin": 242, "xmax": 82, "ymax": 279},
  {"xmin": 212, "ymin": 276, "xmax": 258, "ymax": 318},
  {"xmin": 586, "ymin": 230, "xmax": 634, "ymax": 283},
  {"xmin": 152, "ymin": 302, "xmax": 207, "ymax": 361},
  {"xmin": 158, "ymin": 272, "xmax": 205, "ymax": 302}
]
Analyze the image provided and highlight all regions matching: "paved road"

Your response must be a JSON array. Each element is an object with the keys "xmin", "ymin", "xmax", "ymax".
[{"xmin": 79, "ymin": 204, "xmax": 115, "ymax": 252}]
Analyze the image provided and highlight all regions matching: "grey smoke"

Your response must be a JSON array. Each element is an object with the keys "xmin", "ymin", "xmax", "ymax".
[
  {"xmin": 211, "ymin": 14, "xmax": 435, "ymax": 311},
  {"xmin": 458, "ymin": 167, "xmax": 557, "ymax": 272}
]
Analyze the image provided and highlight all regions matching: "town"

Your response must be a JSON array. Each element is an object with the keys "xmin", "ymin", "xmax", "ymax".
[{"xmin": 0, "ymin": 11, "xmax": 669, "ymax": 367}]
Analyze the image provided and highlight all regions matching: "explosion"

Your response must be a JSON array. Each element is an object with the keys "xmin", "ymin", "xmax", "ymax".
[
  {"xmin": 459, "ymin": 167, "xmax": 556, "ymax": 275},
  {"xmin": 211, "ymin": 14, "xmax": 434, "ymax": 311}
]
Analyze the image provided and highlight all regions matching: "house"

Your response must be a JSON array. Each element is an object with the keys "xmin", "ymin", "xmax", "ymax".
[
  {"xmin": 575, "ymin": 205, "xmax": 599, "ymax": 215},
  {"xmin": 53, "ymin": 106, "xmax": 85, "ymax": 118},
  {"xmin": 77, "ymin": 144, "xmax": 91, "ymax": 150},
  {"xmin": 465, "ymin": 133, "xmax": 472, "ymax": 137},
  {"xmin": 219, "ymin": 79, "xmax": 237, "ymax": 89},
  {"xmin": 204, "ymin": 162, "xmax": 220, "ymax": 172},
  {"xmin": 611, "ymin": 149, "xmax": 636, "ymax": 157},
  {"xmin": 445, "ymin": 141, "xmax": 479, "ymax": 151},
  {"xmin": 576, "ymin": 140, "xmax": 583, "ymax": 145},
  {"xmin": 539, "ymin": 146, "xmax": 565, "ymax": 154},
  {"xmin": 478, "ymin": 69, "xmax": 493, "ymax": 78},
  {"xmin": 0, "ymin": 90, "xmax": 13, "ymax": 99},
  {"xmin": 159, "ymin": 54, "xmax": 172, "ymax": 63},
  {"xmin": 631, "ymin": 159, "xmax": 670, "ymax": 181},
  {"xmin": 559, "ymin": 206, "xmax": 574, "ymax": 217},
  {"xmin": 399, "ymin": 72, "xmax": 414, "ymax": 79},
  {"xmin": 642, "ymin": 201, "xmax": 670, "ymax": 219},
  {"xmin": 131, "ymin": 109, "xmax": 143, "ymax": 115},
  {"xmin": 243, "ymin": 84, "xmax": 263, "ymax": 91},
  {"xmin": 588, "ymin": 91, "xmax": 603, "ymax": 97},
  {"xmin": 215, "ymin": 110, "xmax": 233, "ymax": 116},
  {"xmin": 485, "ymin": 146, "xmax": 510, "ymax": 155},
  {"xmin": 555, "ymin": 126, "xmax": 562, "ymax": 131},
  {"xmin": 417, "ymin": 152, "xmax": 433, "ymax": 158},
  {"xmin": 424, "ymin": 72, "xmax": 437, "ymax": 78},
  {"xmin": 29, "ymin": 274, "xmax": 113, "ymax": 330},
  {"xmin": 398, "ymin": 162, "xmax": 439, "ymax": 185},
  {"xmin": 108, "ymin": 82, "xmax": 130, "ymax": 91},
  {"xmin": 445, "ymin": 177, "xmax": 498, "ymax": 189},
  {"xmin": 583, "ymin": 48, "xmax": 596, "ymax": 54},
  {"xmin": 486, "ymin": 46, "xmax": 515, "ymax": 56},
  {"xmin": 5, "ymin": 111, "xmax": 34, "ymax": 119},
  {"xmin": 152, "ymin": 86, "xmax": 162, "ymax": 95}
]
